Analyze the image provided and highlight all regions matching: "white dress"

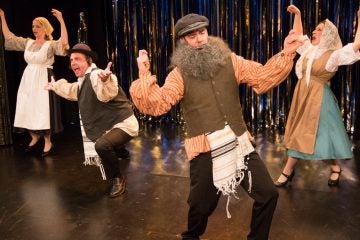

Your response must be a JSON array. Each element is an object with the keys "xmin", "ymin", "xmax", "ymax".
[
  {"xmin": 14, "ymin": 40, "xmax": 52, "ymax": 130},
  {"xmin": 5, "ymin": 33, "xmax": 67, "ymax": 132}
]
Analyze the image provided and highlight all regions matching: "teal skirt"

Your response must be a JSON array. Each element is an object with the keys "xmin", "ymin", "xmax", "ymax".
[{"xmin": 288, "ymin": 85, "xmax": 353, "ymax": 160}]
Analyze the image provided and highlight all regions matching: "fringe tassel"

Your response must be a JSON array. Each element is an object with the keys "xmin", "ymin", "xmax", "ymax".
[
  {"xmin": 248, "ymin": 170, "xmax": 252, "ymax": 193},
  {"xmin": 80, "ymin": 113, "xmax": 106, "ymax": 180},
  {"xmin": 83, "ymin": 156, "xmax": 107, "ymax": 180},
  {"xmin": 99, "ymin": 164, "xmax": 106, "ymax": 180},
  {"xmin": 222, "ymin": 170, "xmax": 253, "ymax": 219},
  {"xmin": 226, "ymin": 196, "xmax": 232, "ymax": 218}
]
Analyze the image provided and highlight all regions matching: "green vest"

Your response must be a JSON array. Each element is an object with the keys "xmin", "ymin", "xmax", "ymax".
[
  {"xmin": 78, "ymin": 69, "xmax": 134, "ymax": 141},
  {"xmin": 181, "ymin": 57, "xmax": 248, "ymax": 137}
]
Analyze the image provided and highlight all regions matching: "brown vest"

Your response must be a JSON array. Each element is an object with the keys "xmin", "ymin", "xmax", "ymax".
[
  {"xmin": 78, "ymin": 69, "xmax": 134, "ymax": 141},
  {"xmin": 181, "ymin": 57, "xmax": 247, "ymax": 137}
]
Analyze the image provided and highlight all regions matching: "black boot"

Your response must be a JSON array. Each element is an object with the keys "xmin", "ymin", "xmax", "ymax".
[{"xmin": 109, "ymin": 175, "xmax": 126, "ymax": 198}]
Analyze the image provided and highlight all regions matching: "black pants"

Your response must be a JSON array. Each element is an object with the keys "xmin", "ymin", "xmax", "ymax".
[
  {"xmin": 94, "ymin": 128, "xmax": 132, "ymax": 180},
  {"xmin": 181, "ymin": 151, "xmax": 278, "ymax": 240}
]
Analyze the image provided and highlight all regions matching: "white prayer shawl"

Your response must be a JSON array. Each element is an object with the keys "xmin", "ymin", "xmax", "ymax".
[
  {"xmin": 206, "ymin": 125, "xmax": 255, "ymax": 218},
  {"xmin": 80, "ymin": 113, "xmax": 107, "ymax": 180}
]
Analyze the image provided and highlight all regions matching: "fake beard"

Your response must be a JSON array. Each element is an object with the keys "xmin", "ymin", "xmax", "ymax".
[{"xmin": 170, "ymin": 36, "xmax": 232, "ymax": 81}]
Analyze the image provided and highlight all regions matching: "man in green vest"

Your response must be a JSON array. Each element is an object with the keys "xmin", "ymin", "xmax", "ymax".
[
  {"xmin": 46, "ymin": 43, "xmax": 139, "ymax": 198},
  {"xmin": 130, "ymin": 13, "xmax": 303, "ymax": 240}
]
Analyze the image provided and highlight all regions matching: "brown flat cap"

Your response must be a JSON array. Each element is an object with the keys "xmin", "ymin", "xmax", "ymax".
[
  {"xmin": 174, "ymin": 13, "xmax": 209, "ymax": 38},
  {"xmin": 68, "ymin": 43, "xmax": 98, "ymax": 61}
]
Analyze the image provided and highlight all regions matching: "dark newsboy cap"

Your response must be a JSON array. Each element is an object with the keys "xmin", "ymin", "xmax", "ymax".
[
  {"xmin": 67, "ymin": 43, "xmax": 98, "ymax": 61},
  {"xmin": 174, "ymin": 13, "xmax": 209, "ymax": 38}
]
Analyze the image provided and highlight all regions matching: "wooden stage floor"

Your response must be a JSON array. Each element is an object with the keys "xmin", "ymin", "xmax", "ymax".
[{"xmin": 1, "ymin": 122, "xmax": 359, "ymax": 240}]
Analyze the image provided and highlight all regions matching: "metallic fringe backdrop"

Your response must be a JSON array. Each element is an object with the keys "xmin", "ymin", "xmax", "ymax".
[
  {"xmin": 0, "ymin": 20, "xmax": 13, "ymax": 145},
  {"xmin": 103, "ymin": 0, "xmax": 360, "ymax": 135}
]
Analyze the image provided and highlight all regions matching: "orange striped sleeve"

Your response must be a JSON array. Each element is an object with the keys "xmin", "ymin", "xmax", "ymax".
[
  {"xmin": 130, "ymin": 68, "xmax": 210, "ymax": 161},
  {"xmin": 129, "ymin": 68, "xmax": 184, "ymax": 116},
  {"xmin": 184, "ymin": 135, "xmax": 211, "ymax": 160},
  {"xmin": 231, "ymin": 52, "xmax": 294, "ymax": 94}
]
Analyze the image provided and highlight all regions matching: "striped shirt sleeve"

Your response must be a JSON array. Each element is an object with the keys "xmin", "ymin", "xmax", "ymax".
[
  {"xmin": 231, "ymin": 52, "xmax": 295, "ymax": 94},
  {"xmin": 130, "ymin": 67, "xmax": 210, "ymax": 160},
  {"xmin": 129, "ymin": 67, "xmax": 184, "ymax": 116},
  {"xmin": 184, "ymin": 135, "xmax": 211, "ymax": 160}
]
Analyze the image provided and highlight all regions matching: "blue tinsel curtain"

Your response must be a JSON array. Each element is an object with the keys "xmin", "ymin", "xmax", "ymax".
[{"xmin": 102, "ymin": 0, "xmax": 360, "ymax": 136}]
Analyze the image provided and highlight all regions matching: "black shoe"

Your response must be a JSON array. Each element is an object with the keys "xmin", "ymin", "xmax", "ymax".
[
  {"xmin": 24, "ymin": 141, "xmax": 40, "ymax": 153},
  {"xmin": 24, "ymin": 145, "xmax": 36, "ymax": 153},
  {"xmin": 328, "ymin": 169, "xmax": 341, "ymax": 187},
  {"xmin": 274, "ymin": 170, "xmax": 295, "ymax": 187},
  {"xmin": 109, "ymin": 176, "xmax": 126, "ymax": 198},
  {"xmin": 181, "ymin": 235, "xmax": 200, "ymax": 240},
  {"xmin": 41, "ymin": 144, "xmax": 54, "ymax": 157}
]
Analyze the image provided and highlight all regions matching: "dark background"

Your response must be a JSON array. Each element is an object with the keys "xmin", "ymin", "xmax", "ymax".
[
  {"xmin": 1, "ymin": 0, "xmax": 360, "ymax": 144},
  {"xmin": 1, "ymin": 0, "xmax": 108, "ymax": 126}
]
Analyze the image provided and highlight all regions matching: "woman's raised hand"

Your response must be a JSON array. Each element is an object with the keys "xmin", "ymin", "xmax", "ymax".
[
  {"xmin": 0, "ymin": 8, "xmax": 5, "ymax": 17},
  {"xmin": 354, "ymin": 8, "xmax": 360, "ymax": 51},
  {"xmin": 51, "ymin": 8, "xmax": 64, "ymax": 22},
  {"xmin": 287, "ymin": 5, "xmax": 300, "ymax": 15}
]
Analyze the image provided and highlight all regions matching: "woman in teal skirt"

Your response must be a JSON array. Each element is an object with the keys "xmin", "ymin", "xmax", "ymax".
[{"xmin": 275, "ymin": 5, "xmax": 360, "ymax": 187}]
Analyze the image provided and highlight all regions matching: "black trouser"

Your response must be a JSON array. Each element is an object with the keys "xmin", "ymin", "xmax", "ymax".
[
  {"xmin": 94, "ymin": 128, "xmax": 132, "ymax": 180},
  {"xmin": 181, "ymin": 151, "xmax": 279, "ymax": 240}
]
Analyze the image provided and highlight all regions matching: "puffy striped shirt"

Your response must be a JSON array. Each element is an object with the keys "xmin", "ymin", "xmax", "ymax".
[{"xmin": 130, "ymin": 51, "xmax": 294, "ymax": 160}]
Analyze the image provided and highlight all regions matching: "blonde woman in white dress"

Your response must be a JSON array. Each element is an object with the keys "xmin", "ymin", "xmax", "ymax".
[{"xmin": 0, "ymin": 8, "xmax": 69, "ymax": 156}]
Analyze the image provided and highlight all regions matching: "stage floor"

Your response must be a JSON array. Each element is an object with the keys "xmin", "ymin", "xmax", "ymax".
[{"xmin": 1, "ymin": 122, "xmax": 359, "ymax": 240}]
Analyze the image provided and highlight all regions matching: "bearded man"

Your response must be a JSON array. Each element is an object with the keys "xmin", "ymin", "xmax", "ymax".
[{"xmin": 130, "ymin": 13, "xmax": 303, "ymax": 240}]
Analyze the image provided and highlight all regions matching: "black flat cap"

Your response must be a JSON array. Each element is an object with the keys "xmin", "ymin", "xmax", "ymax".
[{"xmin": 174, "ymin": 13, "xmax": 209, "ymax": 38}]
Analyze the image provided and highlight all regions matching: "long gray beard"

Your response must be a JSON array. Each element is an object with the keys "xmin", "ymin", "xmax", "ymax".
[{"xmin": 170, "ymin": 36, "xmax": 232, "ymax": 81}]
